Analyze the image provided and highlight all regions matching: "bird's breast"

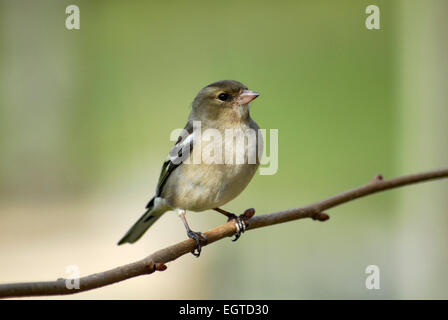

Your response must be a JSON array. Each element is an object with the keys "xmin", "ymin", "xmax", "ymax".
[{"xmin": 162, "ymin": 122, "xmax": 263, "ymax": 211}]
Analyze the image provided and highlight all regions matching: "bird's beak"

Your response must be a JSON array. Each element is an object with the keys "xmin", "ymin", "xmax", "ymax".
[{"xmin": 238, "ymin": 90, "xmax": 260, "ymax": 105}]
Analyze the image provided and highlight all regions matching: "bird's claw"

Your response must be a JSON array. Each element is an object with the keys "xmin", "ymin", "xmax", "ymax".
[
  {"xmin": 187, "ymin": 231, "xmax": 208, "ymax": 257},
  {"xmin": 231, "ymin": 215, "xmax": 247, "ymax": 242},
  {"xmin": 226, "ymin": 208, "xmax": 255, "ymax": 242}
]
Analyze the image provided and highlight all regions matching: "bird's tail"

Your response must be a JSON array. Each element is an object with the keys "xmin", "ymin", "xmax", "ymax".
[{"xmin": 117, "ymin": 197, "xmax": 167, "ymax": 245}]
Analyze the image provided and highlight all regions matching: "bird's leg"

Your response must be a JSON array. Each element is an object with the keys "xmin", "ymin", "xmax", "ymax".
[
  {"xmin": 213, "ymin": 207, "xmax": 255, "ymax": 242},
  {"xmin": 177, "ymin": 209, "xmax": 207, "ymax": 257},
  {"xmin": 213, "ymin": 207, "xmax": 238, "ymax": 220}
]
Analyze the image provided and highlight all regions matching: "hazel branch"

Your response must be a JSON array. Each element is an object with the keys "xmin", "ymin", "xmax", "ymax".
[{"xmin": 1, "ymin": 168, "xmax": 447, "ymax": 298}]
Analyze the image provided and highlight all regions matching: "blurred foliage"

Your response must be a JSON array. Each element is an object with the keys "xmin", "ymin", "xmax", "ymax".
[
  {"xmin": 3, "ymin": 0, "xmax": 445, "ymax": 299},
  {"xmin": 1, "ymin": 0, "xmax": 395, "ymax": 199}
]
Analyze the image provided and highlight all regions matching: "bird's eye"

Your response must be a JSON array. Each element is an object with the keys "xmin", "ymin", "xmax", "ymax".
[{"xmin": 218, "ymin": 93, "xmax": 229, "ymax": 101}]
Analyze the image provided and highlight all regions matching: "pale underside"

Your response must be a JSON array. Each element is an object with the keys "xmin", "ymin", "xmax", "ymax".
[{"xmin": 155, "ymin": 120, "xmax": 263, "ymax": 213}]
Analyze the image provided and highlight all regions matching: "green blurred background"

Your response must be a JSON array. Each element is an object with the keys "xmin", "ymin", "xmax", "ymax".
[{"xmin": 0, "ymin": 0, "xmax": 447, "ymax": 299}]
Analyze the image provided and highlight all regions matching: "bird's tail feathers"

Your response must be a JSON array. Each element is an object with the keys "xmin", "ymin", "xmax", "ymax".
[{"xmin": 117, "ymin": 197, "xmax": 168, "ymax": 245}]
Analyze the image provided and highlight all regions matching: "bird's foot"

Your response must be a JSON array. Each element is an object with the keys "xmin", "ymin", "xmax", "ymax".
[
  {"xmin": 228, "ymin": 208, "xmax": 256, "ymax": 242},
  {"xmin": 187, "ymin": 230, "xmax": 208, "ymax": 257}
]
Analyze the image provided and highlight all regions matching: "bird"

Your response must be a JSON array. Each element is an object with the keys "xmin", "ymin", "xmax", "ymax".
[{"xmin": 117, "ymin": 80, "xmax": 263, "ymax": 256}]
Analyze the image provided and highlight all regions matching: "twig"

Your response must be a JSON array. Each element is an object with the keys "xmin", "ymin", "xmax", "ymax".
[{"xmin": 1, "ymin": 168, "xmax": 447, "ymax": 298}]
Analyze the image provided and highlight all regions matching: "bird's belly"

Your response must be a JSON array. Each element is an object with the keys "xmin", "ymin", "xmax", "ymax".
[
  {"xmin": 162, "ymin": 162, "xmax": 258, "ymax": 211},
  {"xmin": 161, "ymin": 121, "xmax": 262, "ymax": 212}
]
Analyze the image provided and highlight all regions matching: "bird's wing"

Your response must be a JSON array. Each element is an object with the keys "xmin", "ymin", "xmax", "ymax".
[{"xmin": 146, "ymin": 121, "xmax": 194, "ymax": 207}]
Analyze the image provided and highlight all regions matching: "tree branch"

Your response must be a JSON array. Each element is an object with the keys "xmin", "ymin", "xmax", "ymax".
[{"xmin": 1, "ymin": 168, "xmax": 447, "ymax": 298}]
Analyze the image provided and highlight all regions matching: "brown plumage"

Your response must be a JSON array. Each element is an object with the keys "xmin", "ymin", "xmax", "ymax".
[{"xmin": 118, "ymin": 80, "xmax": 262, "ymax": 256}]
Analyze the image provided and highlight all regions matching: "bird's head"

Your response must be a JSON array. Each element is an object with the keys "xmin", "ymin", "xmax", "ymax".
[{"xmin": 191, "ymin": 80, "xmax": 260, "ymax": 123}]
